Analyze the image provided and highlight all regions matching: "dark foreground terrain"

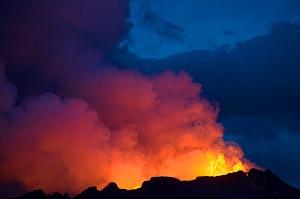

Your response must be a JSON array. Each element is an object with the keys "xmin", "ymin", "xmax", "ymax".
[{"xmin": 12, "ymin": 168, "xmax": 300, "ymax": 199}]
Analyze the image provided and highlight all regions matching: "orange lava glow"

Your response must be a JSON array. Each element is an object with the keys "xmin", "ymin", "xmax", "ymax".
[
  {"xmin": 0, "ymin": 70, "xmax": 257, "ymax": 194},
  {"xmin": 108, "ymin": 150, "xmax": 253, "ymax": 190},
  {"xmin": 206, "ymin": 152, "xmax": 246, "ymax": 176}
]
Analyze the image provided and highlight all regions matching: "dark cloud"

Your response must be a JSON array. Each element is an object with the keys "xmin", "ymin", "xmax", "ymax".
[
  {"xmin": 142, "ymin": 11, "xmax": 184, "ymax": 42},
  {"xmin": 0, "ymin": 0, "xmax": 129, "ymax": 97},
  {"xmin": 127, "ymin": 0, "xmax": 300, "ymax": 58},
  {"xmin": 113, "ymin": 21, "xmax": 300, "ymax": 188},
  {"xmin": 114, "ymin": 21, "xmax": 300, "ymax": 131},
  {"xmin": 223, "ymin": 117, "xmax": 300, "ymax": 189}
]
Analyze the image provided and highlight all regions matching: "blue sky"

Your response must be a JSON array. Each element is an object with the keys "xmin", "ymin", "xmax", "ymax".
[{"xmin": 124, "ymin": 0, "xmax": 300, "ymax": 58}]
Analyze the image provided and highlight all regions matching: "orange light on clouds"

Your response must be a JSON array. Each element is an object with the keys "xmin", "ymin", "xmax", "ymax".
[{"xmin": 0, "ymin": 70, "xmax": 257, "ymax": 193}]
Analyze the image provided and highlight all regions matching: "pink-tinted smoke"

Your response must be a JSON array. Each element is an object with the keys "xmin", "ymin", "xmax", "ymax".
[
  {"xmin": 0, "ymin": 0, "xmax": 256, "ymax": 195},
  {"xmin": 0, "ymin": 66, "xmax": 256, "ymax": 194}
]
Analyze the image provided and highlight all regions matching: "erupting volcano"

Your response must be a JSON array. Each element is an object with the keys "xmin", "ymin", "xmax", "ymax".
[
  {"xmin": 0, "ymin": 68, "xmax": 256, "ymax": 194},
  {"xmin": 2, "ymin": 0, "xmax": 299, "ymax": 198}
]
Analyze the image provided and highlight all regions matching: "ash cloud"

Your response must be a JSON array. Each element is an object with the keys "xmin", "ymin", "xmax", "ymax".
[
  {"xmin": 0, "ymin": 67, "xmax": 251, "ymax": 194},
  {"xmin": 0, "ymin": 0, "xmax": 129, "ymax": 97},
  {"xmin": 0, "ymin": 0, "xmax": 252, "ymax": 197}
]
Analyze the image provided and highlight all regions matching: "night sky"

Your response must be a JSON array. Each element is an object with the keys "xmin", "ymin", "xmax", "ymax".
[{"xmin": 0, "ymin": 0, "xmax": 300, "ymax": 198}]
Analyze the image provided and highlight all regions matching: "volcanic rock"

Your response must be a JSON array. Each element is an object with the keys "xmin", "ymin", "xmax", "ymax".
[{"xmin": 11, "ymin": 169, "xmax": 300, "ymax": 199}]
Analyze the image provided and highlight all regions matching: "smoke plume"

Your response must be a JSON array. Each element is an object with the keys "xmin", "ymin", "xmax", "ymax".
[
  {"xmin": 0, "ymin": 0, "xmax": 256, "ymax": 195},
  {"xmin": 0, "ymin": 66, "xmax": 255, "ymax": 193}
]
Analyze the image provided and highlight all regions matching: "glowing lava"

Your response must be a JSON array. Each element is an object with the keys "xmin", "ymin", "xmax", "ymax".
[
  {"xmin": 134, "ymin": 185, "xmax": 141, "ymax": 190},
  {"xmin": 109, "ymin": 150, "xmax": 252, "ymax": 190},
  {"xmin": 206, "ymin": 152, "xmax": 246, "ymax": 176}
]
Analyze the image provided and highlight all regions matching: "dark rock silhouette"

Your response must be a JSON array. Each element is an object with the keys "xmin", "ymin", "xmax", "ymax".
[
  {"xmin": 10, "ymin": 169, "xmax": 300, "ymax": 199},
  {"xmin": 13, "ymin": 189, "xmax": 70, "ymax": 199}
]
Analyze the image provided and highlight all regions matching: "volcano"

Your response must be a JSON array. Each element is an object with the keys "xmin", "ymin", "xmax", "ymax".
[{"xmin": 12, "ymin": 168, "xmax": 300, "ymax": 199}]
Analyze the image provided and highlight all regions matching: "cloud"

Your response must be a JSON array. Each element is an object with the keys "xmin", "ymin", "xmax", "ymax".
[
  {"xmin": 223, "ymin": 116, "xmax": 300, "ymax": 189},
  {"xmin": 0, "ymin": 93, "xmax": 111, "ymax": 194},
  {"xmin": 0, "ymin": 0, "xmax": 299, "ymax": 196},
  {"xmin": 142, "ymin": 11, "xmax": 184, "ymax": 41},
  {"xmin": 115, "ymin": 22, "xmax": 300, "ymax": 131},
  {"xmin": 113, "ymin": 21, "xmax": 300, "ymax": 188},
  {"xmin": 127, "ymin": 0, "xmax": 300, "ymax": 58},
  {"xmin": 0, "ymin": 68, "xmax": 253, "ymax": 195},
  {"xmin": 0, "ymin": 0, "xmax": 129, "ymax": 96},
  {"xmin": 0, "ymin": 1, "xmax": 254, "ymax": 195},
  {"xmin": 0, "ymin": 60, "xmax": 17, "ymax": 112}
]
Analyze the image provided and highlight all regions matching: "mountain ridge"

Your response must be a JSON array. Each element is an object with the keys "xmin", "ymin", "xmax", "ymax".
[{"xmin": 12, "ymin": 168, "xmax": 300, "ymax": 199}]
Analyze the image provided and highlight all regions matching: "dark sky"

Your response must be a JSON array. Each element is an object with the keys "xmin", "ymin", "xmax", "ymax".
[
  {"xmin": 116, "ymin": 0, "xmax": 300, "ymax": 189},
  {"xmin": 0, "ymin": 0, "xmax": 300, "ymax": 198},
  {"xmin": 125, "ymin": 0, "xmax": 300, "ymax": 57},
  {"xmin": 114, "ymin": 21, "xmax": 300, "ymax": 188}
]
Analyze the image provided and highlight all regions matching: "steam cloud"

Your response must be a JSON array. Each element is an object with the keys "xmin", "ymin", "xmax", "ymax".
[
  {"xmin": 0, "ymin": 0, "xmax": 255, "ymax": 195},
  {"xmin": 0, "ymin": 65, "xmax": 254, "ymax": 193}
]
